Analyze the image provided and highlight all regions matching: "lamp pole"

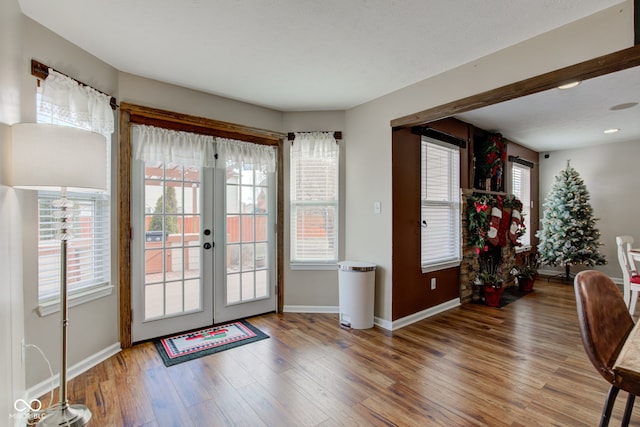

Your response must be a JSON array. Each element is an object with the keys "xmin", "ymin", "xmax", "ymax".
[{"xmin": 39, "ymin": 189, "xmax": 91, "ymax": 427}]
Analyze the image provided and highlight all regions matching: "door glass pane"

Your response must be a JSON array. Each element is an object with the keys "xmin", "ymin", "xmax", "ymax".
[
  {"xmin": 256, "ymin": 270, "xmax": 268, "ymax": 298},
  {"xmin": 227, "ymin": 244, "xmax": 240, "ymax": 272},
  {"xmin": 144, "ymin": 249, "xmax": 164, "ymax": 279},
  {"xmin": 143, "ymin": 162, "xmax": 202, "ymax": 321},
  {"xmin": 184, "ymin": 247, "xmax": 199, "ymax": 280},
  {"xmin": 255, "ymin": 242, "xmax": 267, "ymax": 268},
  {"xmin": 225, "ymin": 162, "xmax": 270, "ymax": 305},
  {"xmin": 242, "ymin": 244, "xmax": 255, "ymax": 271},
  {"xmin": 227, "ymin": 273, "xmax": 240, "ymax": 304},
  {"xmin": 241, "ymin": 216, "xmax": 254, "ymax": 242},
  {"xmin": 184, "ymin": 279, "xmax": 201, "ymax": 311},
  {"xmin": 183, "ymin": 185, "xmax": 200, "ymax": 214},
  {"xmin": 255, "ymin": 188, "xmax": 268, "ymax": 213},
  {"xmin": 165, "ymin": 281, "xmax": 183, "ymax": 315},
  {"xmin": 145, "ymin": 283, "xmax": 163, "ymax": 319},
  {"xmin": 256, "ymin": 216, "xmax": 267, "ymax": 242},
  {"xmin": 242, "ymin": 272, "xmax": 255, "ymax": 300},
  {"xmin": 184, "ymin": 214, "xmax": 201, "ymax": 247}
]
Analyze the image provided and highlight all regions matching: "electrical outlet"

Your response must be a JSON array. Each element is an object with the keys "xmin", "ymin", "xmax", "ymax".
[{"xmin": 430, "ymin": 278, "xmax": 436, "ymax": 290}]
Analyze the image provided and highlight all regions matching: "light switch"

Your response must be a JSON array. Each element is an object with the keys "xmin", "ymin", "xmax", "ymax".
[{"xmin": 374, "ymin": 201, "xmax": 381, "ymax": 214}]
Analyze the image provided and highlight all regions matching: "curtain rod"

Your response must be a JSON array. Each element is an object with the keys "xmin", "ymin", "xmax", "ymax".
[
  {"xmin": 31, "ymin": 59, "xmax": 118, "ymax": 110},
  {"xmin": 287, "ymin": 131, "xmax": 342, "ymax": 141},
  {"xmin": 411, "ymin": 126, "xmax": 467, "ymax": 148},
  {"xmin": 508, "ymin": 155, "xmax": 535, "ymax": 169}
]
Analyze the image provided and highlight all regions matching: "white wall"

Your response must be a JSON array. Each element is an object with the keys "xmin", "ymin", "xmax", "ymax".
[
  {"xmin": 539, "ymin": 139, "xmax": 640, "ymax": 280},
  {"xmin": 345, "ymin": 1, "xmax": 634, "ymax": 322},
  {"xmin": 1, "ymin": 0, "xmax": 27, "ymax": 424},
  {"xmin": 20, "ymin": 16, "xmax": 121, "ymax": 389},
  {"xmin": 119, "ymin": 72, "xmax": 283, "ymax": 132},
  {"xmin": 282, "ymin": 111, "xmax": 346, "ymax": 309}
]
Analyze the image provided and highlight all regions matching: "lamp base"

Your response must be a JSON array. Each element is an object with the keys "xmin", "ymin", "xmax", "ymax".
[{"xmin": 38, "ymin": 403, "xmax": 92, "ymax": 427}]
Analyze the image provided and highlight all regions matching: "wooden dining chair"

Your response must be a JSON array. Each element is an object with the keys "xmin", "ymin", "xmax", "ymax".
[
  {"xmin": 616, "ymin": 236, "xmax": 640, "ymax": 315},
  {"xmin": 574, "ymin": 270, "xmax": 637, "ymax": 426}
]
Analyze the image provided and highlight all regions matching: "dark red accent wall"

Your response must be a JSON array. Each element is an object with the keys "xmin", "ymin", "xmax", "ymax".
[{"xmin": 391, "ymin": 119, "xmax": 469, "ymax": 320}]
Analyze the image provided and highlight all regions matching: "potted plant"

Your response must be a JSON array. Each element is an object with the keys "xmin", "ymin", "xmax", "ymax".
[
  {"xmin": 475, "ymin": 257, "xmax": 507, "ymax": 307},
  {"xmin": 511, "ymin": 253, "xmax": 540, "ymax": 292}
]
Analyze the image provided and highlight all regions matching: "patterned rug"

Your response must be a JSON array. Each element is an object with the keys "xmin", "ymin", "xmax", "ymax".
[{"xmin": 154, "ymin": 319, "xmax": 269, "ymax": 367}]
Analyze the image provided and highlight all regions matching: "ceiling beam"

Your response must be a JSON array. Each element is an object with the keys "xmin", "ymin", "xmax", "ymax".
[{"xmin": 391, "ymin": 44, "xmax": 640, "ymax": 129}]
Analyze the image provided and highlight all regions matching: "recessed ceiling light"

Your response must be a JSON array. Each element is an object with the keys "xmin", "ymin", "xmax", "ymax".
[
  {"xmin": 603, "ymin": 128, "xmax": 619, "ymax": 134},
  {"xmin": 557, "ymin": 81, "xmax": 581, "ymax": 89}
]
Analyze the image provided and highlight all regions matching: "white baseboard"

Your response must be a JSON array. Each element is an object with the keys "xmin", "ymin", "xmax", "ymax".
[
  {"xmin": 27, "ymin": 342, "xmax": 121, "ymax": 401},
  {"xmin": 283, "ymin": 305, "xmax": 339, "ymax": 313},
  {"xmin": 389, "ymin": 298, "xmax": 461, "ymax": 330},
  {"xmin": 283, "ymin": 299, "xmax": 460, "ymax": 332}
]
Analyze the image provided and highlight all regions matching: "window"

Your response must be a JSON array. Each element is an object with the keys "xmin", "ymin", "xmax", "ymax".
[
  {"xmin": 36, "ymin": 88, "xmax": 112, "ymax": 314},
  {"xmin": 512, "ymin": 162, "xmax": 531, "ymax": 248},
  {"xmin": 290, "ymin": 133, "xmax": 339, "ymax": 267},
  {"xmin": 421, "ymin": 138, "xmax": 461, "ymax": 272}
]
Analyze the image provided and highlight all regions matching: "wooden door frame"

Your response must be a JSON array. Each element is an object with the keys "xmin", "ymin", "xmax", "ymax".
[{"xmin": 118, "ymin": 103, "xmax": 285, "ymax": 348}]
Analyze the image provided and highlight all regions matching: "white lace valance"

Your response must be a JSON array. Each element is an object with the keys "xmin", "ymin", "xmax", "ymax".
[
  {"xmin": 291, "ymin": 132, "xmax": 338, "ymax": 156},
  {"xmin": 131, "ymin": 124, "xmax": 276, "ymax": 172},
  {"xmin": 131, "ymin": 125, "xmax": 216, "ymax": 168},
  {"xmin": 216, "ymin": 138, "xmax": 276, "ymax": 173},
  {"xmin": 39, "ymin": 69, "xmax": 114, "ymax": 135}
]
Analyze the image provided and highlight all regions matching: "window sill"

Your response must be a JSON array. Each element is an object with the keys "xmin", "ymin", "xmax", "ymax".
[
  {"xmin": 422, "ymin": 259, "xmax": 462, "ymax": 274},
  {"xmin": 290, "ymin": 263, "xmax": 338, "ymax": 271},
  {"xmin": 38, "ymin": 283, "xmax": 114, "ymax": 317}
]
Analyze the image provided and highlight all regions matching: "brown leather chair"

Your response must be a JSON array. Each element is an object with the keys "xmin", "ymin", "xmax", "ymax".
[{"xmin": 574, "ymin": 270, "xmax": 637, "ymax": 426}]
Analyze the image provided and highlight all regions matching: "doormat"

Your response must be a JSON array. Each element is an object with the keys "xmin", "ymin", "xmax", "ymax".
[{"xmin": 154, "ymin": 319, "xmax": 269, "ymax": 367}]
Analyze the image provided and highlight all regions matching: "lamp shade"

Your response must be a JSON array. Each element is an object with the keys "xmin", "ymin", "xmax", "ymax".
[{"xmin": 11, "ymin": 123, "xmax": 107, "ymax": 192}]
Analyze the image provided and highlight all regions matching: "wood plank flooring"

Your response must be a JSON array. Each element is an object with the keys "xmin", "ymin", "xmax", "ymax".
[{"xmin": 39, "ymin": 280, "xmax": 640, "ymax": 426}]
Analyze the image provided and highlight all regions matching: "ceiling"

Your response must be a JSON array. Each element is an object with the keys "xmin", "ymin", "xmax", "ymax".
[
  {"xmin": 455, "ymin": 64, "xmax": 640, "ymax": 152},
  {"xmin": 18, "ymin": 0, "xmax": 637, "ymax": 152}
]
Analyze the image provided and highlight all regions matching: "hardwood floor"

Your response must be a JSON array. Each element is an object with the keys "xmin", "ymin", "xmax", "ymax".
[{"xmin": 40, "ymin": 280, "xmax": 639, "ymax": 426}]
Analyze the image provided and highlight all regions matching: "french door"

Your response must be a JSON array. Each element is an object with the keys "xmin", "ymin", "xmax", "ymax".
[
  {"xmin": 131, "ymin": 159, "xmax": 276, "ymax": 342},
  {"xmin": 213, "ymin": 159, "xmax": 276, "ymax": 323}
]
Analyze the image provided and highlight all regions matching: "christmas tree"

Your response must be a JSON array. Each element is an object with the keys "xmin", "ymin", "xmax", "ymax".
[{"xmin": 536, "ymin": 161, "xmax": 606, "ymax": 280}]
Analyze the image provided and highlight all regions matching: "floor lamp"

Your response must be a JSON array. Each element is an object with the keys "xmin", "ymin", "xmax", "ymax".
[{"xmin": 11, "ymin": 123, "xmax": 107, "ymax": 427}]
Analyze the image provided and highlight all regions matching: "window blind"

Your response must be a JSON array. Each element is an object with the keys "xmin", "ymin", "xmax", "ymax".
[
  {"xmin": 290, "ymin": 133, "xmax": 339, "ymax": 264},
  {"xmin": 421, "ymin": 138, "xmax": 461, "ymax": 269},
  {"xmin": 37, "ymin": 85, "xmax": 112, "ymax": 303},
  {"xmin": 38, "ymin": 192, "xmax": 110, "ymax": 299},
  {"xmin": 512, "ymin": 163, "xmax": 531, "ymax": 247}
]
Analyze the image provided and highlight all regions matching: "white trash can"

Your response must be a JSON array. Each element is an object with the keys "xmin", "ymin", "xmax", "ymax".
[{"xmin": 338, "ymin": 261, "xmax": 376, "ymax": 329}]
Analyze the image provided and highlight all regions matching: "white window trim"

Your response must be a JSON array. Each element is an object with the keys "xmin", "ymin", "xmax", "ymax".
[
  {"xmin": 289, "ymin": 132, "xmax": 340, "ymax": 267},
  {"xmin": 421, "ymin": 260, "xmax": 462, "ymax": 274},
  {"xmin": 38, "ymin": 283, "xmax": 114, "ymax": 317},
  {"xmin": 420, "ymin": 137, "xmax": 462, "ymax": 271},
  {"xmin": 511, "ymin": 161, "xmax": 532, "ymax": 248},
  {"xmin": 290, "ymin": 262, "xmax": 338, "ymax": 271}
]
